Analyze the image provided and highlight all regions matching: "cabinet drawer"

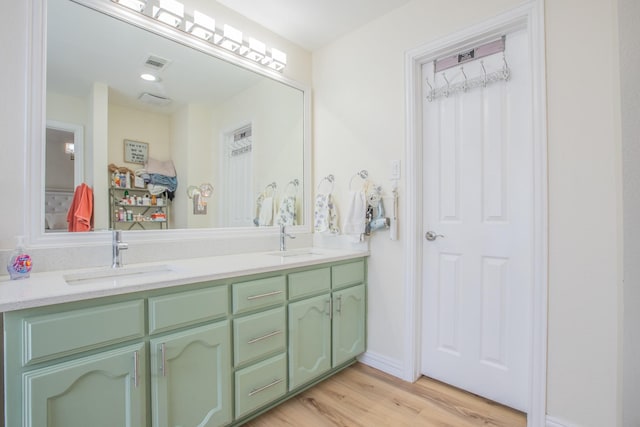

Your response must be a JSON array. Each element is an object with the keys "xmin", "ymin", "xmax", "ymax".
[
  {"xmin": 149, "ymin": 286, "xmax": 228, "ymax": 334},
  {"xmin": 235, "ymin": 353, "xmax": 287, "ymax": 419},
  {"xmin": 288, "ymin": 267, "xmax": 330, "ymax": 300},
  {"xmin": 332, "ymin": 260, "xmax": 365, "ymax": 289},
  {"xmin": 21, "ymin": 300, "xmax": 145, "ymax": 366},
  {"xmin": 234, "ymin": 307, "xmax": 285, "ymax": 367},
  {"xmin": 232, "ymin": 276, "xmax": 286, "ymax": 314}
]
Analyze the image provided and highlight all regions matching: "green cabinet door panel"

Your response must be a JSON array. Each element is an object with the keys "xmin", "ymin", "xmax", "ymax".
[
  {"xmin": 21, "ymin": 299, "xmax": 145, "ymax": 366},
  {"xmin": 150, "ymin": 321, "xmax": 232, "ymax": 427},
  {"xmin": 233, "ymin": 306, "xmax": 286, "ymax": 367},
  {"xmin": 234, "ymin": 353, "xmax": 287, "ymax": 419},
  {"xmin": 332, "ymin": 284, "xmax": 366, "ymax": 367},
  {"xmin": 23, "ymin": 342, "xmax": 146, "ymax": 427},
  {"xmin": 331, "ymin": 260, "xmax": 365, "ymax": 290},
  {"xmin": 288, "ymin": 294, "xmax": 331, "ymax": 390}
]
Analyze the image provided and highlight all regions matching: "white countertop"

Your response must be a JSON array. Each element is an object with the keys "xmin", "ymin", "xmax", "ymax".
[{"xmin": 0, "ymin": 248, "xmax": 369, "ymax": 312}]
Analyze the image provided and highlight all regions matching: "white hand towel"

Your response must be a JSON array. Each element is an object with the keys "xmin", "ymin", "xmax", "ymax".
[
  {"xmin": 342, "ymin": 191, "xmax": 367, "ymax": 239},
  {"xmin": 259, "ymin": 196, "xmax": 274, "ymax": 226}
]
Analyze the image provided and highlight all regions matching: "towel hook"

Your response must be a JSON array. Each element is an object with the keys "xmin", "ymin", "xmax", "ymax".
[
  {"xmin": 285, "ymin": 179, "xmax": 299, "ymax": 195},
  {"xmin": 442, "ymin": 72, "xmax": 450, "ymax": 97},
  {"xmin": 480, "ymin": 60, "xmax": 487, "ymax": 87},
  {"xmin": 501, "ymin": 53, "xmax": 510, "ymax": 80},
  {"xmin": 349, "ymin": 170, "xmax": 368, "ymax": 191},
  {"xmin": 425, "ymin": 77, "xmax": 434, "ymax": 102},
  {"xmin": 317, "ymin": 174, "xmax": 335, "ymax": 194},
  {"xmin": 460, "ymin": 66, "xmax": 468, "ymax": 92},
  {"xmin": 264, "ymin": 182, "xmax": 277, "ymax": 197}
]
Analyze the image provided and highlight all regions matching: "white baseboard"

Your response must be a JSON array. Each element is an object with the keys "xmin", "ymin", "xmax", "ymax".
[
  {"xmin": 358, "ymin": 350, "xmax": 405, "ymax": 379},
  {"xmin": 546, "ymin": 415, "xmax": 577, "ymax": 427}
]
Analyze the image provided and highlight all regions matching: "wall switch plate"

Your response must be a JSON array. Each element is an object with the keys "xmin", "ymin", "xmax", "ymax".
[{"xmin": 390, "ymin": 160, "xmax": 401, "ymax": 180}]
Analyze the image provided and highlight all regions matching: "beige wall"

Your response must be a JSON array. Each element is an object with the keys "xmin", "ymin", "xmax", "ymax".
[
  {"xmin": 313, "ymin": 0, "xmax": 623, "ymax": 425},
  {"xmin": 108, "ymin": 104, "xmax": 173, "ymax": 168},
  {"xmin": 545, "ymin": 1, "xmax": 622, "ymax": 425}
]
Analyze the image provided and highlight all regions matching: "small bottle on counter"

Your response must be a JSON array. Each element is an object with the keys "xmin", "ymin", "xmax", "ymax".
[{"xmin": 6, "ymin": 236, "xmax": 32, "ymax": 280}]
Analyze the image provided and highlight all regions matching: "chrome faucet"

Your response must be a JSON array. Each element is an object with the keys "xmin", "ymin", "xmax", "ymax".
[
  {"xmin": 279, "ymin": 225, "xmax": 295, "ymax": 252},
  {"xmin": 112, "ymin": 230, "xmax": 128, "ymax": 268}
]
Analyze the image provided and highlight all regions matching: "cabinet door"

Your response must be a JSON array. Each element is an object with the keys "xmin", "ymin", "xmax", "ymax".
[
  {"xmin": 332, "ymin": 284, "xmax": 366, "ymax": 367},
  {"xmin": 150, "ymin": 321, "xmax": 231, "ymax": 427},
  {"xmin": 23, "ymin": 343, "xmax": 146, "ymax": 427},
  {"xmin": 288, "ymin": 294, "xmax": 331, "ymax": 390}
]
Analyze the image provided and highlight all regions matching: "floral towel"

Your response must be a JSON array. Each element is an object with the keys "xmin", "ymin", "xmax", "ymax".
[
  {"xmin": 314, "ymin": 193, "xmax": 339, "ymax": 234},
  {"xmin": 277, "ymin": 196, "xmax": 297, "ymax": 226}
]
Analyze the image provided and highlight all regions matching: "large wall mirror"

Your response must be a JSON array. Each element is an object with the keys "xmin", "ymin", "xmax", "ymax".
[{"xmin": 38, "ymin": 0, "xmax": 309, "ymax": 239}]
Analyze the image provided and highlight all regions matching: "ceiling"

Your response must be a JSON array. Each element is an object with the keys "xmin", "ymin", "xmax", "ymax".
[{"xmin": 214, "ymin": 0, "xmax": 412, "ymax": 51}]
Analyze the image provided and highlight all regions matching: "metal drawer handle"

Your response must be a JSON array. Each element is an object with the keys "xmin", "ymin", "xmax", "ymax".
[
  {"xmin": 161, "ymin": 343, "xmax": 167, "ymax": 377},
  {"xmin": 246, "ymin": 290, "xmax": 283, "ymax": 300},
  {"xmin": 247, "ymin": 330, "xmax": 282, "ymax": 345},
  {"xmin": 133, "ymin": 350, "xmax": 140, "ymax": 388},
  {"xmin": 335, "ymin": 295, "xmax": 343, "ymax": 315},
  {"xmin": 248, "ymin": 378, "xmax": 283, "ymax": 397}
]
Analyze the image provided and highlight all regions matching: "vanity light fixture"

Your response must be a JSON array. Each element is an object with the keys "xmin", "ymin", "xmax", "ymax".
[
  {"xmin": 186, "ymin": 11, "xmax": 215, "ymax": 41},
  {"xmin": 111, "ymin": 0, "xmax": 147, "ymax": 12},
  {"xmin": 152, "ymin": 0, "xmax": 184, "ymax": 27},
  {"xmin": 265, "ymin": 48, "xmax": 287, "ymax": 72},
  {"xmin": 214, "ymin": 24, "xmax": 243, "ymax": 52},
  {"xmin": 111, "ymin": 0, "xmax": 288, "ymax": 72},
  {"xmin": 241, "ymin": 38, "xmax": 266, "ymax": 62}
]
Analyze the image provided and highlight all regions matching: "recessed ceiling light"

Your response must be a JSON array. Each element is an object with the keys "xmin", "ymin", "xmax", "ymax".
[{"xmin": 140, "ymin": 73, "xmax": 159, "ymax": 82}]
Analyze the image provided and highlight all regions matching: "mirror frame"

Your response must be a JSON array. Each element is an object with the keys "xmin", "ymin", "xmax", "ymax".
[{"xmin": 27, "ymin": 0, "xmax": 312, "ymax": 247}]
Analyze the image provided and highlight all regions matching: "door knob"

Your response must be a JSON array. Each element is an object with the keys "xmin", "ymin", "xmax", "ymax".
[{"xmin": 425, "ymin": 231, "xmax": 444, "ymax": 241}]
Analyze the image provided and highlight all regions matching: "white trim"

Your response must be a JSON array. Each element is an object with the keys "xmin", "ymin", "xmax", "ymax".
[
  {"xmin": 26, "ymin": 0, "xmax": 312, "ymax": 249},
  {"xmin": 358, "ymin": 351, "xmax": 405, "ymax": 379},
  {"xmin": 403, "ymin": 2, "xmax": 548, "ymax": 426},
  {"xmin": 546, "ymin": 416, "xmax": 576, "ymax": 427}
]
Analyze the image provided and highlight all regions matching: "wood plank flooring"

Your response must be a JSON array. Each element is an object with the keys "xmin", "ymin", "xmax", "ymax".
[{"xmin": 243, "ymin": 363, "xmax": 526, "ymax": 427}]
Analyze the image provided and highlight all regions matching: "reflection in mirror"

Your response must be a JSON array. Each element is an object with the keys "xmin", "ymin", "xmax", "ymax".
[
  {"xmin": 44, "ymin": 0, "xmax": 306, "ymax": 234},
  {"xmin": 44, "ymin": 121, "xmax": 84, "ymax": 233}
]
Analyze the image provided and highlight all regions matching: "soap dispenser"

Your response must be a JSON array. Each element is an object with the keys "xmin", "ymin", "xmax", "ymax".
[{"xmin": 6, "ymin": 236, "xmax": 32, "ymax": 280}]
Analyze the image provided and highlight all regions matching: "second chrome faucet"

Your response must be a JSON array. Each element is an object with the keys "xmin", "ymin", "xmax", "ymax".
[
  {"xmin": 279, "ymin": 225, "xmax": 295, "ymax": 252},
  {"xmin": 112, "ymin": 230, "xmax": 128, "ymax": 268}
]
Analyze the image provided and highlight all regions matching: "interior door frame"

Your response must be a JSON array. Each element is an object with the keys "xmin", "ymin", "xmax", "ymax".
[{"xmin": 402, "ymin": 2, "xmax": 548, "ymax": 426}]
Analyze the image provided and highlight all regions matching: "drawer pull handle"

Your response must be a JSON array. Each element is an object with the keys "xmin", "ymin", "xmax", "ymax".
[
  {"xmin": 161, "ymin": 343, "xmax": 167, "ymax": 377},
  {"xmin": 335, "ymin": 295, "xmax": 343, "ymax": 315},
  {"xmin": 133, "ymin": 350, "xmax": 140, "ymax": 388},
  {"xmin": 247, "ymin": 330, "xmax": 282, "ymax": 345},
  {"xmin": 247, "ymin": 290, "xmax": 283, "ymax": 301},
  {"xmin": 248, "ymin": 378, "xmax": 283, "ymax": 397},
  {"xmin": 325, "ymin": 299, "xmax": 332, "ymax": 318}
]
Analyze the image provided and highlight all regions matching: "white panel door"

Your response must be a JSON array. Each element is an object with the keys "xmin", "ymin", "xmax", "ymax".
[{"xmin": 421, "ymin": 30, "xmax": 533, "ymax": 412}]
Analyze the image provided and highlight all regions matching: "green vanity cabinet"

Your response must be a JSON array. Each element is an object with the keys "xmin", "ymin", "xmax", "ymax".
[
  {"xmin": 288, "ymin": 294, "xmax": 332, "ymax": 389},
  {"xmin": 288, "ymin": 260, "xmax": 367, "ymax": 391},
  {"xmin": 4, "ymin": 299, "xmax": 146, "ymax": 427},
  {"xmin": 332, "ymin": 284, "xmax": 366, "ymax": 366},
  {"xmin": 4, "ymin": 257, "xmax": 366, "ymax": 427},
  {"xmin": 148, "ymin": 286, "xmax": 232, "ymax": 427},
  {"xmin": 22, "ymin": 342, "xmax": 146, "ymax": 427},
  {"xmin": 150, "ymin": 322, "xmax": 232, "ymax": 427}
]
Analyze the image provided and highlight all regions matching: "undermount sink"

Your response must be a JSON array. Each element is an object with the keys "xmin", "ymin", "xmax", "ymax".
[
  {"xmin": 64, "ymin": 264, "xmax": 174, "ymax": 285},
  {"xmin": 267, "ymin": 248, "xmax": 324, "ymax": 258}
]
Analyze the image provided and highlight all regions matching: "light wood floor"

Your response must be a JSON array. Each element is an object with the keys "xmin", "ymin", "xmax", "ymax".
[{"xmin": 244, "ymin": 363, "xmax": 526, "ymax": 427}]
